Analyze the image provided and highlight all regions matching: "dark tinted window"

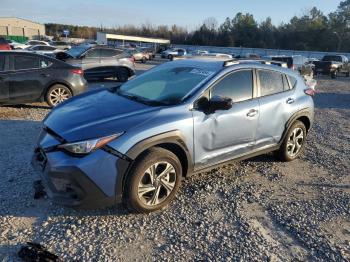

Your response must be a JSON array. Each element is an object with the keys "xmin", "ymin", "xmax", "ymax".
[
  {"xmin": 287, "ymin": 75, "xmax": 297, "ymax": 89},
  {"xmin": 258, "ymin": 70, "xmax": 284, "ymax": 96},
  {"xmin": 0, "ymin": 55, "xmax": 5, "ymax": 71},
  {"xmin": 85, "ymin": 49, "xmax": 100, "ymax": 58},
  {"xmin": 322, "ymin": 56, "xmax": 342, "ymax": 62},
  {"xmin": 211, "ymin": 70, "xmax": 253, "ymax": 102},
  {"xmin": 100, "ymin": 49, "xmax": 121, "ymax": 57},
  {"xmin": 14, "ymin": 55, "xmax": 39, "ymax": 70},
  {"xmin": 0, "ymin": 38, "xmax": 7, "ymax": 44}
]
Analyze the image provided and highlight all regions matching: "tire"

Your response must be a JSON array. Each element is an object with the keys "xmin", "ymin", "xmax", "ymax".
[
  {"xmin": 46, "ymin": 84, "xmax": 72, "ymax": 107},
  {"xmin": 125, "ymin": 147, "xmax": 182, "ymax": 213},
  {"xmin": 116, "ymin": 68, "xmax": 129, "ymax": 82},
  {"xmin": 331, "ymin": 71, "xmax": 337, "ymax": 79},
  {"xmin": 276, "ymin": 120, "xmax": 307, "ymax": 162},
  {"xmin": 346, "ymin": 72, "xmax": 350, "ymax": 77},
  {"xmin": 168, "ymin": 54, "xmax": 173, "ymax": 61},
  {"xmin": 141, "ymin": 57, "xmax": 146, "ymax": 63}
]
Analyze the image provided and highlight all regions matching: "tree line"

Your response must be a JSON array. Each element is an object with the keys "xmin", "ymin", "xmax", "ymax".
[{"xmin": 45, "ymin": 0, "xmax": 350, "ymax": 52}]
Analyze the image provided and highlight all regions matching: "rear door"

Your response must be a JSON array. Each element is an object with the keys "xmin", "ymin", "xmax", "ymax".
[
  {"xmin": 7, "ymin": 54, "xmax": 45, "ymax": 103},
  {"xmin": 0, "ymin": 53, "xmax": 9, "ymax": 103},
  {"xmin": 255, "ymin": 69, "xmax": 298, "ymax": 149},
  {"xmin": 99, "ymin": 49, "xmax": 123, "ymax": 77}
]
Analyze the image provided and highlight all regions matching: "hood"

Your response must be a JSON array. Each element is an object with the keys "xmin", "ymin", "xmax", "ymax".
[{"xmin": 44, "ymin": 89, "xmax": 160, "ymax": 142}]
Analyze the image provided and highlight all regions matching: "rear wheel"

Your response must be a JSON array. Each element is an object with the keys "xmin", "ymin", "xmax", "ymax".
[
  {"xmin": 141, "ymin": 57, "xmax": 146, "ymax": 63},
  {"xmin": 117, "ymin": 68, "xmax": 129, "ymax": 82},
  {"xmin": 46, "ymin": 84, "xmax": 72, "ymax": 107},
  {"xmin": 168, "ymin": 54, "xmax": 173, "ymax": 60},
  {"xmin": 276, "ymin": 120, "xmax": 307, "ymax": 162},
  {"xmin": 125, "ymin": 147, "xmax": 182, "ymax": 213}
]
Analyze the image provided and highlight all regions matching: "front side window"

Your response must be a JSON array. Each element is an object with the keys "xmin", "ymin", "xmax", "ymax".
[
  {"xmin": 118, "ymin": 65, "xmax": 215, "ymax": 105},
  {"xmin": 14, "ymin": 56, "xmax": 39, "ymax": 70},
  {"xmin": 211, "ymin": 70, "xmax": 253, "ymax": 102},
  {"xmin": 258, "ymin": 70, "xmax": 284, "ymax": 96}
]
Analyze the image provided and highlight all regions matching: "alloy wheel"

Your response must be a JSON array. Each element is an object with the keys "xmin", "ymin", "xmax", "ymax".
[
  {"xmin": 49, "ymin": 87, "xmax": 71, "ymax": 106},
  {"xmin": 287, "ymin": 127, "xmax": 304, "ymax": 157},
  {"xmin": 137, "ymin": 162, "xmax": 177, "ymax": 206}
]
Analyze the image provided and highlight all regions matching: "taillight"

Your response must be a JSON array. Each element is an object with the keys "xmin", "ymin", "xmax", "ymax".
[
  {"xmin": 304, "ymin": 88, "xmax": 316, "ymax": 96},
  {"xmin": 292, "ymin": 64, "xmax": 295, "ymax": 70},
  {"xmin": 71, "ymin": 69, "xmax": 83, "ymax": 75}
]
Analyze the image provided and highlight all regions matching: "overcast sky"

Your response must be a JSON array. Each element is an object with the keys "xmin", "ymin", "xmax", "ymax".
[{"xmin": 0, "ymin": 0, "xmax": 342, "ymax": 29}]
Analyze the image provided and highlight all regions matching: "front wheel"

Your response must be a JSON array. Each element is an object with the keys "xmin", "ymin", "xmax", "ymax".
[
  {"xmin": 46, "ymin": 84, "xmax": 72, "ymax": 107},
  {"xmin": 125, "ymin": 147, "xmax": 182, "ymax": 213},
  {"xmin": 276, "ymin": 121, "xmax": 307, "ymax": 162}
]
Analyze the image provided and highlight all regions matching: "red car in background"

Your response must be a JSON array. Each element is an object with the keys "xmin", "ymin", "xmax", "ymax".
[{"xmin": 0, "ymin": 38, "xmax": 11, "ymax": 50}]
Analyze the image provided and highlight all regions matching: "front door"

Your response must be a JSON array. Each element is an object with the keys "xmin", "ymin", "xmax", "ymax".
[{"xmin": 193, "ymin": 69, "xmax": 259, "ymax": 169}]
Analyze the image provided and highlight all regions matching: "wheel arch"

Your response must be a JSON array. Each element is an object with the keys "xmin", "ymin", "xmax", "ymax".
[
  {"xmin": 42, "ymin": 81, "xmax": 73, "ymax": 101},
  {"xmin": 279, "ymin": 109, "xmax": 313, "ymax": 146},
  {"xmin": 115, "ymin": 131, "xmax": 193, "ymax": 201}
]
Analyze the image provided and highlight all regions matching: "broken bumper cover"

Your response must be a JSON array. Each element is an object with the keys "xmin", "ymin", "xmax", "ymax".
[{"xmin": 31, "ymin": 147, "xmax": 130, "ymax": 209}]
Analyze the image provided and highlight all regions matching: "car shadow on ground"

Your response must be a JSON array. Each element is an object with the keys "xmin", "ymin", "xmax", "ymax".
[{"xmin": 3, "ymin": 103, "xmax": 51, "ymax": 110}]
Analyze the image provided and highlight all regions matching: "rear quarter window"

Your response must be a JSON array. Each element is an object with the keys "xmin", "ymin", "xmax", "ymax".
[{"xmin": 287, "ymin": 75, "xmax": 297, "ymax": 89}]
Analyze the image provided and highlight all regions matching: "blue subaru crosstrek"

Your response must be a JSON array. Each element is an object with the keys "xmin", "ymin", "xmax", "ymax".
[{"xmin": 32, "ymin": 58, "xmax": 315, "ymax": 213}]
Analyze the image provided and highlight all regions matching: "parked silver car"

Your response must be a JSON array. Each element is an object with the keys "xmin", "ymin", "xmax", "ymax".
[
  {"xmin": 50, "ymin": 41, "xmax": 72, "ymax": 50},
  {"xmin": 161, "ymin": 48, "xmax": 187, "ymax": 60},
  {"xmin": 56, "ymin": 46, "xmax": 135, "ymax": 82}
]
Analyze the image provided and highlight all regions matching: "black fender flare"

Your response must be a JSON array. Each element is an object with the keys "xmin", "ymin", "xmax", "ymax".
[
  {"xmin": 115, "ymin": 131, "xmax": 194, "ymax": 201},
  {"xmin": 279, "ymin": 108, "xmax": 313, "ymax": 146}
]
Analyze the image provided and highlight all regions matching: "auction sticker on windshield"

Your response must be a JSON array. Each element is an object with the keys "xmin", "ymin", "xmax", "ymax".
[{"xmin": 190, "ymin": 68, "xmax": 215, "ymax": 77}]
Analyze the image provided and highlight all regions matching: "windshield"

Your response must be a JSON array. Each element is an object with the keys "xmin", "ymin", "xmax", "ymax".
[
  {"xmin": 117, "ymin": 65, "xmax": 215, "ymax": 105},
  {"xmin": 66, "ymin": 46, "xmax": 89, "ymax": 58}
]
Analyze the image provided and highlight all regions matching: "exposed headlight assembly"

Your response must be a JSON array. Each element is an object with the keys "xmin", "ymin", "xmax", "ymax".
[{"xmin": 58, "ymin": 133, "xmax": 124, "ymax": 155}]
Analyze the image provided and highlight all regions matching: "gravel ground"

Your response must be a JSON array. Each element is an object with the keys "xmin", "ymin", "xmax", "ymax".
[{"xmin": 0, "ymin": 69, "xmax": 349, "ymax": 261}]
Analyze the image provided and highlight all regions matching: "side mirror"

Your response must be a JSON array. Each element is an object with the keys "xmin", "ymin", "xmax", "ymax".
[{"xmin": 195, "ymin": 96, "xmax": 232, "ymax": 114}]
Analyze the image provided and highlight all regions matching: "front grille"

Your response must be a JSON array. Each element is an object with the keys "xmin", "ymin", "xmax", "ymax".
[{"xmin": 35, "ymin": 148, "xmax": 47, "ymax": 169}]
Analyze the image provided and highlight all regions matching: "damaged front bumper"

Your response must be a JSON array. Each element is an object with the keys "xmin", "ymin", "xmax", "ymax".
[{"xmin": 31, "ymin": 144, "xmax": 130, "ymax": 209}]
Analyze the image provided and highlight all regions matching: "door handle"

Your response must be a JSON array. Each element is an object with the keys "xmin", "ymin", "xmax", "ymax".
[
  {"xmin": 40, "ymin": 73, "xmax": 50, "ymax": 77},
  {"xmin": 247, "ymin": 109, "xmax": 259, "ymax": 117},
  {"xmin": 286, "ymin": 98, "xmax": 295, "ymax": 104}
]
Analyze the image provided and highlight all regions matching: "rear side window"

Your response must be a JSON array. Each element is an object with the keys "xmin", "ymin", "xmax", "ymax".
[
  {"xmin": 0, "ymin": 55, "xmax": 5, "ymax": 71},
  {"xmin": 14, "ymin": 55, "xmax": 39, "ymax": 70},
  {"xmin": 211, "ymin": 70, "xmax": 253, "ymax": 102},
  {"xmin": 100, "ymin": 49, "xmax": 122, "ymax": 57},
  {"xmin": 258, "ymin": 70, "xmax": 284, "ymax": 96}
]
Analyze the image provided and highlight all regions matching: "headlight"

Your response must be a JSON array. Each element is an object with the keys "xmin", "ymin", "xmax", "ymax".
[{"xmin": 58, "ymin": 133, "xmax": 124, "ymax": 155}]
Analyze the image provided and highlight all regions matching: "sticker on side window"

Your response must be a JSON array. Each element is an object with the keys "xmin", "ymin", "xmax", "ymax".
[{"xmin": 190, "ymin": 68, "xmax": 214, "ymax": 77}]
